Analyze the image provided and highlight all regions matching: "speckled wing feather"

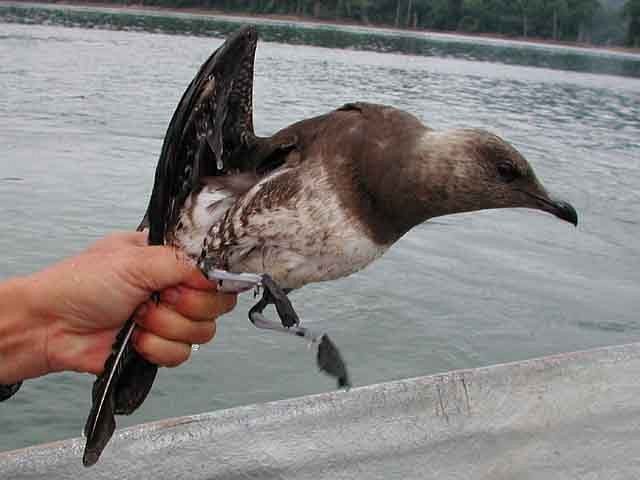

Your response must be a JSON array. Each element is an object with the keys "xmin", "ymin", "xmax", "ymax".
[{"xmin": 83, "ymin": 25, "xmax": 261, "ymax": 467}]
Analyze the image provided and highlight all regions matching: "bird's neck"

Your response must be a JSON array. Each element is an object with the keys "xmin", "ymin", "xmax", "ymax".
[{"xmin": 361, "ymin": 129, "xmax": 481, "ymax": 237}]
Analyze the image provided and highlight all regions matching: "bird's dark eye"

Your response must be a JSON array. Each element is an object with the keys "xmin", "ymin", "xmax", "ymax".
[{"xmin": 497, "ymin": 162, "xmax": 519, "ymax": 183}]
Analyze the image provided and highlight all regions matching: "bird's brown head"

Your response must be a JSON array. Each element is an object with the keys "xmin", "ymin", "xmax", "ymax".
[{"xmin": 369, "ymin": 127, "xmax": 578, "ymax": 236}]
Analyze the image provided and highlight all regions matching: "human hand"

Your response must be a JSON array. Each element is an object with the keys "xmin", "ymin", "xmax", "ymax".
[{"xmin": 0, "ymin": 232, "xmax": 236, "ymax": 384}]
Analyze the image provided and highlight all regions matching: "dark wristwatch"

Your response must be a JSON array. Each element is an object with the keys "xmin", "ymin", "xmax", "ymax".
[{"xmin": 0, "ymin": 382, "xmax": 22, "ymax": 401}]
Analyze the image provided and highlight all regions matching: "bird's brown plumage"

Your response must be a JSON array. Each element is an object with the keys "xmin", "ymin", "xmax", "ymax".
[{"xmin": 187, "ymin": 101, "xmax": 576, "ymax": 292}]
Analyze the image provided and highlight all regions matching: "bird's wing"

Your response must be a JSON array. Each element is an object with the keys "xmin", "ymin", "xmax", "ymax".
[
  {"xmin": 146, "ymin": 25, "xmax": 260, "ymax": 245},
  {"xmin": 83, "ymin": 26, "xmax": 261, "ymax": 467}
]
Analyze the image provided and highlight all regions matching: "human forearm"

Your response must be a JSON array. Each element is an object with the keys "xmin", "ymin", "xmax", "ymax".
[{"xmin": 0, "ymin": 275, "xmax": 49, "ymax": 384}]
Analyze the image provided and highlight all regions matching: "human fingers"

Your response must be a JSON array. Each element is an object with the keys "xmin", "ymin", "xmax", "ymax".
[
  {"xmin": 180, "ymin": 269, "xmax": 219, "ymax": 291},
  {"xmin": 132, "ymin": 326, "xmax": 192, "ymax": 368},
  {"xmin": 125, "ymin": 246, "xmax": 199, "ymax": 293},
  {"xmin": 135, "ymin": 302, "xmax": 217, "ymax": 345},
  {"xmin": 160, "ymin": 287, "xmax": 236, "ymax": 322}
]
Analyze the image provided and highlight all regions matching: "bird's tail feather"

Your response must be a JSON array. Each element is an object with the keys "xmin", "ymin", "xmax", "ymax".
[{"xmin": 82, "ymin": 315, "xmax": 158, "ymax": 466}]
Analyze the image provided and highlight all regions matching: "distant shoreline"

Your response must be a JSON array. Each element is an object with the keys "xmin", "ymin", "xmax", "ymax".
[{"xmin": 6, "ymin": 0, "xmax": 640, "ymax": 56}]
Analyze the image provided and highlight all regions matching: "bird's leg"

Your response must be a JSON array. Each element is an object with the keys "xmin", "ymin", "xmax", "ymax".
[
  {"xmin": 248, "ymin": 276, "xmax": 300, "ymax": 332},
  {"xmin": 201, "ymin": 267, "xmax": 351, "ymax": 388},
  {"xmin": 260, "ymin": 274, "xmax": 298, "ymax": 328},
  {"xmin": 202, "ymin": 268, "xmax": 298, "ymax": 328},
  {"xmin": 248, "ymin": 275, "xmax": 351, "ymax": 389}
]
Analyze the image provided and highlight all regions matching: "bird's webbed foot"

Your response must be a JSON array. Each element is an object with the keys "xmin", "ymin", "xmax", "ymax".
[{"xmin": 317, "ymin": 335, "xmax": 350, "ymax": 389}]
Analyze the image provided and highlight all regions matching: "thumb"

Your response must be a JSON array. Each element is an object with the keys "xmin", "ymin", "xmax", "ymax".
[{"xmin": 126, "ymin": 246, "xmax": 203, "ymax": 293}]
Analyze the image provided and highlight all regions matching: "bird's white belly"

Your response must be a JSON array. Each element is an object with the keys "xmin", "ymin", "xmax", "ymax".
[
  {"xmin": 226, "ymin": 173, "xmax": 389, "ymax": 289},
  {"xmin": 234, "ymin": 232, "xmax": 386, "ymax": 290},
  {"xmin": 188, "ymin": 164, "xmax": 391, "ymax": 290}
]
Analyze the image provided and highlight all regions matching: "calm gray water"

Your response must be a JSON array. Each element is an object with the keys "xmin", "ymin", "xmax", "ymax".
[{"xmin": 1, "ymin": 16, "xmax": 639, "ymax": 453}]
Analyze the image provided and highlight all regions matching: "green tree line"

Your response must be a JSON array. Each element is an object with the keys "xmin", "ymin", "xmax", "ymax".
[{"xmin": 97, "ymin": 0, "xmax": 640, "ymax": 47}]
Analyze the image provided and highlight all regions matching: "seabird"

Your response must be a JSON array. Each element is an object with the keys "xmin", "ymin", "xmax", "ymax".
[{"xmin": 82, "ymin": 26, "xmax": 578, "ymax": 466}]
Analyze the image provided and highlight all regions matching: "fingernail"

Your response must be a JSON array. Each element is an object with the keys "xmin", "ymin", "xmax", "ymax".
[{"xmin": 161, "ymin": 287, "xmax": 180, "ymax": 305}]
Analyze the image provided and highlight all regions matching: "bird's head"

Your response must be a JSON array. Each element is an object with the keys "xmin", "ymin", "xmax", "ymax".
[
  {"xmin": 367, "ymin": 126, "xmax": 578, "ymax": 236},
  {"xmin": 424, "ymin": 129, "xmax": 577, "ymax": 225}
]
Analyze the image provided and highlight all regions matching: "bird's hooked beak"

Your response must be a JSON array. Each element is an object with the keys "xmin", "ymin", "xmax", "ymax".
[
  {"xmin": 517, "ymin": 189, "xmax": 579, "ymax": 227},
  {"xmin": 549, "ymin": 198, "xmax": 579, "ymax": 226}
]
